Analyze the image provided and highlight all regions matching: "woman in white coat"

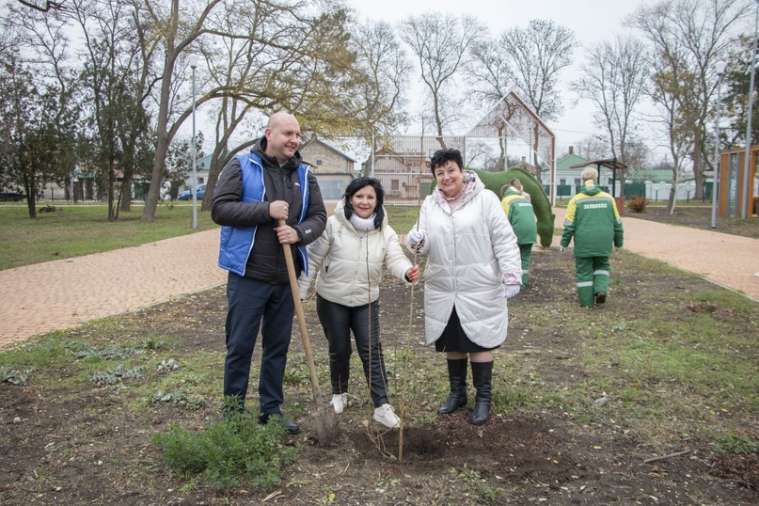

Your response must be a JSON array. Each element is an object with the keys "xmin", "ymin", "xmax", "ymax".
[
  {"xmin": 407, "ymin": 149, "xmax": 522, "ymax": 425},
  {"xmin": 299, "ymin": 177, "xmax": 419, "ymax": 429}
]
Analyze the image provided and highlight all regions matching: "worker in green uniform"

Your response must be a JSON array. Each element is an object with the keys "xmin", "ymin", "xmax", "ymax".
[
  {"xmin": 560, "ymin": 167, "xmax": 624, "ymax": 307},
  {"xmin": 501, "ymin": 179, "xmax": 537, "ymax": 287}
]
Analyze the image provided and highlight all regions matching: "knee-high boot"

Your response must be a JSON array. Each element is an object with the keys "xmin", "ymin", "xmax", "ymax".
[
  {"xmin": 469, "ymin": 361, "xmax": 493, "ymax": 425},
  {"xmin": 438, "ymin": 359, "xmax": 468, "ymax": 415}
]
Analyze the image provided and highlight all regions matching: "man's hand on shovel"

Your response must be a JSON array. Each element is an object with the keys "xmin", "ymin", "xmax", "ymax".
[
  {"xmin": 277, "ymin": 218, "xmax": 338, "ymax": 445},
  {"xmin": 275, "ymin": 223, "xmax": 299, "ymax": 244}
]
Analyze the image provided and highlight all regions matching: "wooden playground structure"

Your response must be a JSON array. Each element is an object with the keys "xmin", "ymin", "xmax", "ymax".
[{"xmin": 718, "ymin": 145, "xmax": 759, "ymax": 218}]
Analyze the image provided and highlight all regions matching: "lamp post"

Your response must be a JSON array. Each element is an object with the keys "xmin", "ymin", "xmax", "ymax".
[
  {"xmin": 370, "ymin": 130, "xmax": 375, "ymax": 178},
  {"xmin": 191, "ymin": 64, "xmax": 198, "ymax": 229},
  {"xmin": 711, "ymin": 63, "xmax": 726, "ymax": 228},
  {"xmin": 741, "ymin": 0, "xmax": 759, "ymax": 220}
]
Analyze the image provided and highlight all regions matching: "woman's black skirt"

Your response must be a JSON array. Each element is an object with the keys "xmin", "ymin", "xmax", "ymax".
[{"xmin": 434, "ymin": 306, "xmax": 499, "ymax": 353}]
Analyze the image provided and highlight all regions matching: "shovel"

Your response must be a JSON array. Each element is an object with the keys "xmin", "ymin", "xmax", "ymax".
[{"xmin": 278, "ymin": 219, "xmax": 338, "ymax": 444}]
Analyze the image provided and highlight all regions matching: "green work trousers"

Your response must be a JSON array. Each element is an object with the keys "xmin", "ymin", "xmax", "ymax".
[
  {"xmin": 575, "ymin": 256, "xmax": 610, "ymax": 307},
  {"xmin": 519, "ymin": 244, "xmax": 532, "ymax": 287}
]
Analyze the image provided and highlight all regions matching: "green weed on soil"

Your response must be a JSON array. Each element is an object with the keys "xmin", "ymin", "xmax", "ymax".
[{"xmin": 152, "ymin": 409, "xmax": 296, "ymax": 491}]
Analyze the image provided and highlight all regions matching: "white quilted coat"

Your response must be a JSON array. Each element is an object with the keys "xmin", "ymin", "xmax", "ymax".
[
  {"xmin": 410, "ymin": 172, "xmax": 521, "ymax": 347},
  {"xmin": 299, "ymin": 200, "xmax": 412, "ymax": 306}
]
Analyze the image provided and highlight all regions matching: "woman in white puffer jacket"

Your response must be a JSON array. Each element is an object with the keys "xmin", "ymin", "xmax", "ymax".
[
  {"xmin": 299, "ymin": 177, "xmax": 419, "ymax": 429},
  {"xmin": 407, "ymin": 148, "xmax": 522, "ymax": 426}
]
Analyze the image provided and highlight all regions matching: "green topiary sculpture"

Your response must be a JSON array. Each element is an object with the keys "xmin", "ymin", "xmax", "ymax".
[{"xmin": 474, "ymin": 168, "xmax": 555, "ymax": 248}]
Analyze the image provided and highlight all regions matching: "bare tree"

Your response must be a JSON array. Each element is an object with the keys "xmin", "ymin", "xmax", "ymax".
[
  {"xmin": 469, "ymin": 36, "xmax": 514, "ymax": 105},
  {"xmin": 350, "ymin": 21, "xmax": 410, "ymax": 175},
  {"xmin": 575, "ymin": 135, "xmax": 610, "ymax": 160},
  {"xmin": 4, "ymin": 3, "xmax": 79, "ymax": 216},
  {"xmin": 17, "ymin": 0, "xmax": 64, "ymax": 12},
  {"xmin": 468, "ymin": 36, "xmax": 516, "ymax": 169},
  {"xmin": 64, "ymin": 0, "xmax": 155, "ymax": 220},
  {"xmin": 194, "ymin": 5, "xmax": 390, "ymax": 211},
  {"xmin": 138, "ymin": 0, "xmax": 373, "ymax": 221},
  {"xmin": 137, "ymin": 0, "xmax": 223, "ymax": 222},
  {"xmin": 402, "ymin": 13, "xmax": 480, "ymax": 149},
  {"xmin": 632, "ymin": 0, "xmax": 748, "ymax": 200},
  {"xmin": 351, "ymin": 21, "xmax": 410, "ymax": 140},
  {"xmin": 574, "ymin": 36, "xmax": 649, "ymax": 190},
  {"xmin": 469, "ymin": 20, "xmax": 575, "ymax": 171},
  {"xmin": 505, "ymin": 19, "xmax": 576, "ymax": 172},
  {"xmin": 634, "ymin": 2, "xmax": 700, "ymax": 213},
  {"xmin": 502, "ymin": 19, "xmax": 577, "ymax": 121}
]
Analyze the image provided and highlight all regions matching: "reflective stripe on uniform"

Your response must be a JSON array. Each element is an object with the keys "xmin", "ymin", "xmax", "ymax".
[
  {"xmin": 576, "ymin": 281, "xmax": 593, "ymax": 287},
  {"xmin": 593, "ymin": 270, "xmax": 610, "ymax": 276}
]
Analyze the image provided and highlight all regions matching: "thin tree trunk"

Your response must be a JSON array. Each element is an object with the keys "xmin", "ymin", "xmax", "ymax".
[
  {"xmin": 23, "ymin": 166, "xmax": 37, "ymax": 219},
  {"xmin": 692, "ymin": 127, "xmax": 705, "ymax": 200},
  {"xmin": 142, "ymin": 12, "xmax": 177, "ymax": 223},
  {"xmin": 667, "ymin": 165, "xmax": 678, "ymax": 215},
  {"xmin": 119, "ymin": 172, "xmax": 133, "ymax": 212}
]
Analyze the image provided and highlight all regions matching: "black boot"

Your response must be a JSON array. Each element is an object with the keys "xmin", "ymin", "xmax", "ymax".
[
  {"xmin": 438, "ymin": 359, "xmax": 468, "ymax": 415},
  {"xmin": 469, "ymin": 361, "xmax": 493, "ymax": 426}
]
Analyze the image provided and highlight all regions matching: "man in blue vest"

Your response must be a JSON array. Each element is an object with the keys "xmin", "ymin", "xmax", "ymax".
[{"xmin": 212, "ymin": 112, "xmax": 327, "ymax": 433}]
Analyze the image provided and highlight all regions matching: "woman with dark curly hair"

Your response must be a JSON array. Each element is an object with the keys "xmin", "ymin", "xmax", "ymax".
[{"xmin": 407, "ymin": 149, "xmax": 521, "ymax": 425}]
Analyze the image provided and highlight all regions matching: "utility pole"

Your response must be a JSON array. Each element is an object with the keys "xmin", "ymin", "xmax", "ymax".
[
  {"xmin": 741, "ymin": 0, "xmax": 759, "ymax": 219},
  {"xmin": 191, "ymin": 64, "xmax": 198, "ymax": 229},
  {"xmin": 711, "ymin": 63, "xmax": 726, "ymax": 228},
  {"xmin": 370, "ymin": 131, "xmax": 375, "ymax": 178}
]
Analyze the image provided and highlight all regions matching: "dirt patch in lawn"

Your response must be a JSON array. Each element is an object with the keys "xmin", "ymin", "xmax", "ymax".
[{"xmin": 2, "ymin": 248, "xmax": 757, "ymax": 505}]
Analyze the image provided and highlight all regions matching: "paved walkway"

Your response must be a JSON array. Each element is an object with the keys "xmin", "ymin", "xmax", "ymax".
[
  {"xmin": 1, "ymin": 207, "xmax": 757, "ymax": 349},
  {"xmin": 553, "ymin": 208, "xmax": 759, "ymax": 302},
  {"xmin": 0, "ymin": 230, "xmax": 226, "ymax": 348}
]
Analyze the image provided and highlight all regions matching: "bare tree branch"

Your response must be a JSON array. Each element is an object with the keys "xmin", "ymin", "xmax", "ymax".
[{"xmin": 402, "ymin": 13, "xmax": 481, "ymax": 148}]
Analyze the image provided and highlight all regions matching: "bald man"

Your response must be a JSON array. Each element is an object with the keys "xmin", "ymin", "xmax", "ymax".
[{"xmin": 212, "ymin": 112, "xmax": 327, "ymax": 433}]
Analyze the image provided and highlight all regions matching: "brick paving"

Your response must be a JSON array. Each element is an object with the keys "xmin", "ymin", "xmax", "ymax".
[
  {"xmin": 1, "ymin": 204, "xmax": 756, "ymax": 349},
  {"xmin": 0, "ymin": 230, "xmax": 225, "ymax": 348}
]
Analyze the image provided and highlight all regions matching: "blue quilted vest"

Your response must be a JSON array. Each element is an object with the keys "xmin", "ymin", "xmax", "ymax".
[{"xmin": 217, "ymin": 152, "xmax": 310, "ymax": 277}]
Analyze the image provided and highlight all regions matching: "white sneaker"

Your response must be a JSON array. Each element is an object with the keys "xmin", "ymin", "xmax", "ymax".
[
  {"xmin": 373, "ymin": 403, "xmax": 401, "ymax": 429},
  {"xmin": 330, "ymin": 393, "xmax": 347, "ymax": 414}
]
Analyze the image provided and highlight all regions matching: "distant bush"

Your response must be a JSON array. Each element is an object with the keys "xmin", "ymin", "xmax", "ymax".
[
  {"xmin": 152, "ymin": 410, "xmax": 296, "ymax": 490},
  {"xmin": 627, "ymin": 196, "xmax": 648, "ymax": 213}
]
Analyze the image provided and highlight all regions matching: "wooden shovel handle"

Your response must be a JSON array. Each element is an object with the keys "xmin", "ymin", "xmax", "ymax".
[{"xmin": 278, "ymin": 219, "xmax": 321, "ymax": 401}]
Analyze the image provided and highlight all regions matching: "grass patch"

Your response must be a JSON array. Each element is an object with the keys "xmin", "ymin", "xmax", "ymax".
[
  {"xmin": 715, "ymin": 435, "xmax": 759, "ymax": 455},
  {"xmin": 0, "ymin": 204, "xmax": 217, "ymax": 270},
  {"xmin": 152, "ymin": 409, "xmax": 296, "ymax": 490},
  {"xmin": 385, "ymin": 205, "xmax": 420, "ymax": 234},
  {"xmin": 132, "ymin": 351, "xmax": 222, "ymax": 409},
  {"xmin": 0, "ymin": 332, "xmax": 75, "ymax": 370},
  {"xmin": 691, "ymin": 288, "xmax": 758, "ymax": 315},
  {"xmin": 451, "ymin": 466, "xmax": 502, "ymax": 504}
]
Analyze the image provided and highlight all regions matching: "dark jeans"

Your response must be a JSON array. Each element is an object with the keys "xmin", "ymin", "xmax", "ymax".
[
  {"xmin": 316, "ymin": 295, "xmax": 388, "ymax": 408},
  {"xmin": 223, "ymin": 273, "xmax": 294, "ymax": 415}
]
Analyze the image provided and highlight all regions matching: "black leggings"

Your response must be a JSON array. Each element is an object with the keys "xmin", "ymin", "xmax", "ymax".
[{"xmin": 316, "ymin": 295, "xmax": 388, "ymax": 408}]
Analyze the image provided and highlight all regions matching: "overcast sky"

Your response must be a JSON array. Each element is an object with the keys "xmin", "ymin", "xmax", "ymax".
[{"xmin": 345, "ymin": 0, "xmax": 669, "ymax": 160}]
